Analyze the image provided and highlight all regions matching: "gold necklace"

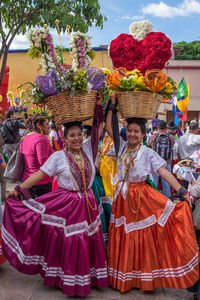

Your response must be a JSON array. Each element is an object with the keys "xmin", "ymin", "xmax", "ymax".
[{"xmin": 71, "ymin": 150, "xmax": 98, "ymax": 230}]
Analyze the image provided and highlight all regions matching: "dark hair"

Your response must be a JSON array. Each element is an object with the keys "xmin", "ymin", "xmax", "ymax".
[
  {"xmin": 50, "ymin": 122, "xmax": 57, "ymax": 130},
  {"xmin": 33, "ymin": 117, "xmax": 47, "ymax": 132},
  {"xmin": 84, "ymin": 125, "xmax": 92, "ymax": 138},
  {"xmin": 189, "ymin": 121, "xmax": 198, "ymax": 131},
  {"xmin": 126, "ymin": 118, "xmax": 147, "ymax": 134},
  {"xmin": 5, "ymin": 110, "xmax": 14, "ymax": 119},
  {"xmin": 64, "ymin": 121, "xmax": 82, "ymax": 137},
  {"xmin": 157, "ymin": 120, "xmax": 167, "ymax": 130}
]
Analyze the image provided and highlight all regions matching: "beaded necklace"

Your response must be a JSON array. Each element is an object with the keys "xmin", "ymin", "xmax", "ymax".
[{"xmin": 67, "ymin": 149, "xmax": 98, "ymax": 230}]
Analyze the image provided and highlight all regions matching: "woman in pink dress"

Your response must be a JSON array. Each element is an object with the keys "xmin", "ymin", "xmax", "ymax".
[
  {"xmin": 20, "ymin": 117, "xmax": 54, "ymax": 197},
  {"xmin": 2, "ymin": 102, "xmax": 107, "ymax": 296}
]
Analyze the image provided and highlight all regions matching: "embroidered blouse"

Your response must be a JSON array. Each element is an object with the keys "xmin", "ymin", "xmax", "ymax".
[
  {"xmin": 109, "ymin": 138, "xmax": 166, "ymax": 183},
  {"xmin": 40, "ymin": 137, "xmax": 95, "ymax": 191}
]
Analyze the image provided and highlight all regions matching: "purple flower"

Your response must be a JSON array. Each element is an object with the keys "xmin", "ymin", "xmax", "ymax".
[
  {"xmin": 80, "ymin": 63, "xmax": 85, "ymax": 68},
  {"xmin": 48, "ymin": 45, "xmax": 54, "ymax": 51},
  {"xmin": 76, "ymin": 36, "xmax": 82, "ymax": 43},
  {"xmin": 49, "ymin": 50, "xmax": 55, "ymax": 57},
  {"xmin": 79, "ymin": 51, "xmax": 85, "ymax": 57},
  {"xmin": 48, "ymin": 69, "xmax": 60, "ymax": 81},
  {"xmin": 87, "ymin": 67, "xmax": 105, "ymax": 91},
  {"xmin": 78, "ymin": 46, "xmax": 85, "ymax": 51},
  {"xmin": 79, "ymin": 57, "xmax": 85, "ymax": 63},
  {"xmin": 35, "ymin": 75, "xmax": 57, "ymax": 95}
]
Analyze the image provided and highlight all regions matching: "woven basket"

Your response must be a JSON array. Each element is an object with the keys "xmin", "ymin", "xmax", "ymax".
[
  {"xmin": 117, "ymin": 91, "xmax": 162, "ymax": 120},
  {"xmin": 46, "ymin": 91, "xmax": 97, "ymax": 124}
]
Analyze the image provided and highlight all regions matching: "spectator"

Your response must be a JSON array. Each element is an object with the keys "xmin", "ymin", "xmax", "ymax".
[
  {"xmin": 148, "ymin": 120, "xmax": 175, "ymax": 198},
  {"xmin": 0, "ymin": 110, "xmax": 26, "ymax": 160},
  {"xmin": 20, "ymin": 117, "xmax": 54, "ymax": 197},
  {"xmin": 174, "ymin": 121, "xmax": 200, "ymax": 161},
  {"xmin": 119, "ymin": 120, "xmax": 127, "ymax": 141}
]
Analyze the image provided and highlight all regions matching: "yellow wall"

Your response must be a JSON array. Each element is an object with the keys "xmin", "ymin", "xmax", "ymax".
[{"xmin": 6, "ymin": 50, "xmax": 113, "ymax": 97}]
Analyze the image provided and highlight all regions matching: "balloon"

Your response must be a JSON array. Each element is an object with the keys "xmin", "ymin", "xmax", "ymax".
[{"xmin": 144, "ymin": 69, "xmax": 167, "ymax": 92}]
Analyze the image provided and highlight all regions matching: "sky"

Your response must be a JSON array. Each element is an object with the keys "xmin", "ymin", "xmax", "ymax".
[{"xmin": 10, "ymin": 0, "xmax": 200, "ymax": 49}]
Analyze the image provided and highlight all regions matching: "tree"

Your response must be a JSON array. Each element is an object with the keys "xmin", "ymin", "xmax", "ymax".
[
  {"xmin": 0, "ymin": 0, "xmax": 106, "ymax": 87},
  {"xmin": 173, "ymin": 41, "xmax": 200, "ymax": 60}
]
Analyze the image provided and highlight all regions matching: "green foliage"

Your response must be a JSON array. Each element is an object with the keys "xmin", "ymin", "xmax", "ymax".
[
  {"xmin": 173, "ymin": 41, "xmax": 200, "ymax": 60},
  {"xmin": 0, "ymin": 0, "xmax": 106, "ymax": 87}
]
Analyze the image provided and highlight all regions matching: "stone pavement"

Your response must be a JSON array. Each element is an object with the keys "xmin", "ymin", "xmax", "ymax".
[
  {"xmin": 1, "ymin": 179, "xmax": 194, "ymax": 299},
  {"xmin": 0, "ymin": 261, "xmax": 194, "ymax": 300}
]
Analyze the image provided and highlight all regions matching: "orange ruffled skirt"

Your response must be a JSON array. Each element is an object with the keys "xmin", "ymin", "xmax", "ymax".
[{"xmin": 107, "ymin": 182, "xmax": 199, "ymax": 292}]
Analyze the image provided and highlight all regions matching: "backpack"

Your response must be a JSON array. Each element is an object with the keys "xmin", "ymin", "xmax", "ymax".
[{"xmin": 154, "ymin": 132, "xmax": 171, "ymax": 160}]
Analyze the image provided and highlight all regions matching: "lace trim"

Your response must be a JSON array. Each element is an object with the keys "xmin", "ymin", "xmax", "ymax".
[
  {"xmin": 100, "ymin": 196, "xmax": 113, "ymax": 206},
  {"xmin": 2, "ymin": 226, "xmax": 107, "ymax": 285},
  {"xmin": 98, "ymin": 203, "xmax": 104, "ymax": 216},
  {"xmin": 110, "ymin": 199, "xmax": 176, "ymax": 233},
  {"xmin": 158, "ymin": 199, "xmax": 176, "ymax": 227},
  {"xmin": 110, "ymin": 214, "xmax": 157, "ymax": 232},
  {"xmin": 110, "ymin": 174, "xmax": 119, "ymax": 186},
  {"xmin": 22, "ymin": 199, "xmax": 46, "ymax": 214},
  {"xmin": 64, "ymin": 215, "xmax": 101, "ymax": 237},
  {"xmin": 21, "ymin": 196, "xmax": 100, "ymax": 237},
  {"xmin": 108, "ymin": 253, "xmax": 199, "ymax": 281},
  {"xmin": 41, "ymin": 214, "xmax": 66, "ymax": 228},
  {"xmin": 113, "ymin": 182, "xmax": 123, "ymax": 201}
]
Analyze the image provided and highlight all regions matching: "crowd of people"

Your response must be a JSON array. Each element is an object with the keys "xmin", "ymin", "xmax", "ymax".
[{"xmin": 0, "ymin": 100, "xmax": 200, "ymax": 299}]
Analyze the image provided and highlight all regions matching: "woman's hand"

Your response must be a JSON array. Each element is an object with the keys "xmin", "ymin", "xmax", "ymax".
[{"xmin": 7, "ymin": 189, "xmax": 18, "ymax": 198}]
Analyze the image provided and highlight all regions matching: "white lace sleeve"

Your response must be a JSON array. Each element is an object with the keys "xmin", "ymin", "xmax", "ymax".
[
  {"xmin": 40, "ymin": 151, "xmax": 65, "ymax": 177},
  {"xmin": 148, "ymin": 148, "xmax": 167, "ymax": 175}
]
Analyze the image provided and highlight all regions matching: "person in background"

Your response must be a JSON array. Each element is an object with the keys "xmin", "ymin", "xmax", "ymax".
[
  {"xmin": 48, "ymin": 123, "xmax": 63, "ymax": 151},
  {"xmin": 20, "ymin": 117, "xmax": 54, "ymax": 198},
  {"xmin": 175, "ymin": 121, "xmax": 200, "ymax": 161},
  {"xmin": 119, "ymin": 120, "xmax": 127, "ymax": 141},
  {"xmin": 148, "ymin": 120, "xmax": 175, "ymax": 198},
  {"xmin": 167, "ymin": 120, "xmax": 182, "ymax": 139},
  {"xmin": 0, "ymin": 110, "xmax": 26, "ymax": 160},
  {"xmin": 151, "ymin": 114, "xmax": 160, "ymax": 128},
  {"xmin": 184, "ymin": 121, "xmax": 190, "ymax": 134}
]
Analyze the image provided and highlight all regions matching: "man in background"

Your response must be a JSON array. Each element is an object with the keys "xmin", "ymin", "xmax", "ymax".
[{"xmin": 0, "ymin": 110, "xmax": 26, "ymax": 160}]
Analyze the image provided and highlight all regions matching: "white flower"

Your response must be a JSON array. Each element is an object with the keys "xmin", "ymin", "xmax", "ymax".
[
  {"xmin": 34, "ymin": 42, "xmax": 41, "ymax": 48},
  {"xmin": 48, "ymin": 62, "xmax": 55, "ymax": 68},
  {"xmin": 129, "ymin": 20, "xmax": 153, "ymax": 41},
  {"xmin": 87, "ymin": 82, "xmax": 93, "ymax": 93}
]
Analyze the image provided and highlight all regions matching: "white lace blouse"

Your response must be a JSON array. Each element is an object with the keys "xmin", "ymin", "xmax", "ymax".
[
  {"xmin": 40, "ymin": 137, "xmax": 95, "ymax": 190},
  {"xmin": 113, "ymin": 138, "xmax": 167, "ymax": 183}
]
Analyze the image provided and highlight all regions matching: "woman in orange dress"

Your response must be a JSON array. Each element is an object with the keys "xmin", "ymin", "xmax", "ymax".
[{"xmin": 105, "ymin": 94, "xmax": 199, "ymax": 293}]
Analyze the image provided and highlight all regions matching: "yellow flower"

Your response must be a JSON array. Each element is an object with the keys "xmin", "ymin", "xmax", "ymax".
[
  {"xmin": 101, "ymin": 68, "xmax": 111, "ymax": 76},
  {"xmin": 66, "ymin": 25, "xmax": 71, "ymax": 31},
  {"xmin": 126, "ymin": 71, "xmax": 134, "ymax": 77},
  {"xmin": 55, "ymin": 19, "xmax": 60, "ymax": 25},
  {"xmin": 44, "ymin": 24, "xmax": 48, "ymax": 29}
]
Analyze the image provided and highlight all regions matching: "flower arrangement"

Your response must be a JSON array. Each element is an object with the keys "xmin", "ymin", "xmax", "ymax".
[
  {"xmin": 109, "ymin": 21, "xmax": 172, "ymax": 74},
  {"xmin": 28, "ymin": 27, "xmax": 66, "ymax": 74},
  {"xmin": 106, "ymin": 68, "xmax": 177, "ymax": 100},
  {"xmin": 7, "ymin": 91, "xmax": 28, "ymax": 113},
  {"xmin": 31, "ymin": 104, "xmax": 51, "ymax": 116},
  {"xmin": 69, "ymin": 32, "xmax": 95, "ymax": 71},
  {"xmin": 129, "ymin": 20, "xmax": 153, "ymax": 41},
  {"xmin": 20, "ymin": 67, "xmax": 106, "ymax": 104}
]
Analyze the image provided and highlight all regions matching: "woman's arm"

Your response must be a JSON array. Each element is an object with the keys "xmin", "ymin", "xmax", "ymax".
[
  {"xmin": 158, "ymin": 166, "xmax": 192, "ymax": 205},
  {"xmin": 105, "ymin": 94, "xmax": 117, "ymax": 140},
  {"xmin": 8, "ymin": 170, "xmax": 47, "ymax": 198}
]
